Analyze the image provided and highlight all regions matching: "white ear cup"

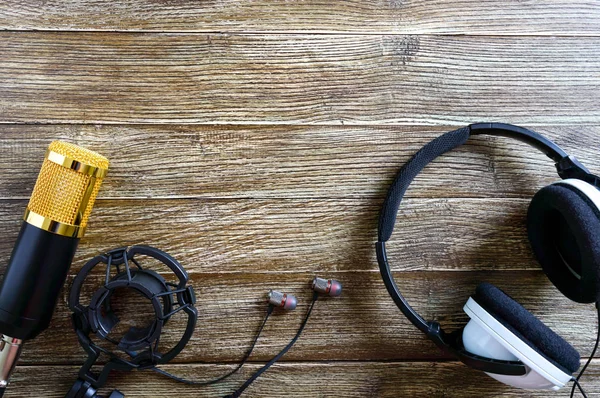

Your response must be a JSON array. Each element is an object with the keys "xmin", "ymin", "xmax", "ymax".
[
  {"xmin": 463, "ymin": 320, "xmax": 518, "ymax": 361},
  {"xmin": 462, "ymin": 298, "xmax": 572, "ymax": 390}
]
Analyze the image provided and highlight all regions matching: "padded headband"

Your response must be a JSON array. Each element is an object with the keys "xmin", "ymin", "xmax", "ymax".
[
  {"xmin": 376, "ymin": 123, "xmax": 598, "ymax": 376},
  {"xmin": 378, "ymin": 123, "xmax": 570, "ymax": 242},
  {"xmin": 378, "ymin": 126, "xmax": 470, "ymax": 242}
]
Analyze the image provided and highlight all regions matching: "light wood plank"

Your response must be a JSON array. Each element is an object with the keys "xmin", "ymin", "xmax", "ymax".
[
  {"xmin": 0, "ymin": 1, "xmax": 599, "ymax": 35},
  {"xmin": 0, "ymin": 34, "xmax": 599, "ymax": 124},
  {"xmin": 8, "ymin": 361, "xmax": 600, "ymax": 397},
  {"xmin": 16, "ymin": 271, "xmax": 598, "ymax": 364},
  {"xmin": 0, "ymin": 197, "xmax": 557, "ymax": 273},
  {"xmin": 1, "ymin": 125, "xmax": 599, "ymax": 200}
]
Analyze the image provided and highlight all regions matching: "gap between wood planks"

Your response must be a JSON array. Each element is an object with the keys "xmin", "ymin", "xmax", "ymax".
[{"xmin": 2, "ymin": 30, "xmax": 600, "ymax": 37}]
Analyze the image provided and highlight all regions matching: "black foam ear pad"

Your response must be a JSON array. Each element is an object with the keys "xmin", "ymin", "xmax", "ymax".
[
  {"xmin": 527, "ymin": 183, "xmax": 600, "ymax": 303},
  {"xmin": 473, "ymin": 283, "xmax": 580, "ymax": 374}
]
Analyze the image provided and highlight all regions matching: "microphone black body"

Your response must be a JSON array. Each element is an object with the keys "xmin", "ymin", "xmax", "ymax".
[{"xmin": 0, "ymin": 222, "xmax": 79, "ymax": 340}]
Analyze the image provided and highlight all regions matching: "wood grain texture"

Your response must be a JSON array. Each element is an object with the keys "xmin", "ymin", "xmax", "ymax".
[
  {"xmin": 2, "ymin": 0, "xmax": 600, "ymax": 395},
  {"xmin": 32, "ymin": 271, "xmax": 600, "ymax": 363},
  {"xmin": 0, "ymin": 197, "xmax": 562, "ymax": 273},
  {"xmin": 0, "ymin": 1, "xmax": 599, "ymax": 35},
  {"xmin": 0, "ymin": 34, "xmax": 599, "ymax": 124},
  {"xmin": 1, "ymin": 124, "xmax": 599, "ymax": 200},
  {"xmin": 13, "ymin": 268, "xmax": 600, "ymax": 364},
  {"xmin": 8, "ymin": 361, "xmax": 600, "ymax": 397}
]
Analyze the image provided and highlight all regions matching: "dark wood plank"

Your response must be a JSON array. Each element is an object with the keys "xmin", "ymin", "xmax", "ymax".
[
  {"xmin": 0, "ymin": 1, "xmax": 599, "ymax": 34},
  {"xmin": 8, "ymin": 361, "xmax": 600, "ymax": 397},
  {"xmin": 1, "ymin": 125, "xmax": 599, "ymax": 200},
  {"xmin": 16, "ymin": 271, "xmax": 598, "ymax": 364},
  {"xmin": 0, "ymin": 34, "xmax": 599, "ymax": 124}
]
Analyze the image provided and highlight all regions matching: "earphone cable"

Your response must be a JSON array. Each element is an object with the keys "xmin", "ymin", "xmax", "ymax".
[
  {"xmin": 572, "ymin": 378, "xmax": 588, "ymax": 398},
  {"xmin": 225, "ymin": 291, "xmax": 319, "ymax": 398},
  {"xmin": 569, "ymin": 302, "xmax": 600, "ymax": 398},
  {"xmin": 152, "ymin": 303, "xmax": 275, "ymax": 386}
]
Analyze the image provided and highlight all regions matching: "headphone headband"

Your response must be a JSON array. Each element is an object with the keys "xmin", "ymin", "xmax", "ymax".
[
  {"xmin": 377, "ymin": 123, "xmax": 598, "ymax": 242},
  {"xmin": 376, "ymin": 123, "xmax": 596, "ymax": 376},
  {"xmin": 470, "ymin": 123, "xmax": 568, "ymax": 162}
]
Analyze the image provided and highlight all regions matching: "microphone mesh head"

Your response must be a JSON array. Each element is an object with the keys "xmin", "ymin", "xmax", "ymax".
[{"xmin": 26, "ymin": 141, "xmax": 109, "ymax": 235}]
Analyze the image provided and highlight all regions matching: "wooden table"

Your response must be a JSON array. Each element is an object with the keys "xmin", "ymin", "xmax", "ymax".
[{"xmin": 0, "ymin": 1, "xmax": 599, "ymax": 397}]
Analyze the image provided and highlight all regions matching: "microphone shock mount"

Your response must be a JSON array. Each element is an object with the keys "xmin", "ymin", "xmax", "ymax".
[{"xmin": 67, "ymin": 245, "xmax": 197, "ymax": 398}]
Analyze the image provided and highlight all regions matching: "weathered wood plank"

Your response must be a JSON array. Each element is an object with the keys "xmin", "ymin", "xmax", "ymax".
[
  {"xmin": 0, "ymin": 198, "xmax": 553, "ymax": 273},
  {"xmin": 2, "ymin": 125, "xmax": 599, "ymax": 200},
  {"xmin": 0, "ymin": 34, "xmax": 599, "ymax": 124},
  {"xmin": 9, "ymin": 361, "xmax": 600, "ymax": 397},
  {"xmin": 16, "ymin": 271, "xmax": 598, "ymax": 364},
  {"xmin": 0, "ymin": 1, "xmax": 599, "ymax": 35}
]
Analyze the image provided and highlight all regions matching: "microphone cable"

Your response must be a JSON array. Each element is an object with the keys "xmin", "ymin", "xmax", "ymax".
[
  {"xmin": 569, "ymin": 301, "xmax": 600, "ymax": 398},
  {"xmin": 152, "ymin": 303, "xmax": 274, "ymax": 386},
  {"xmin": 225, "ymin": 291, "xmax": 318, "ymax": 398}
]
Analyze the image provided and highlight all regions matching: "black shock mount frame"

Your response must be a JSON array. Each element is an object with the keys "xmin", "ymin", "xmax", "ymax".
[{"xmin": 66, "ymin": 245, "xmax": 197, "ymax": 398}]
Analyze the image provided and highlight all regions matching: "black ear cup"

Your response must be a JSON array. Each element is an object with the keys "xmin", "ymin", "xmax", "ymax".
[
  {"xmin": 473, "ymin": 283, "xmax": 580, "ymax": 374},
  {"xmin": 527, "ymin": 183, "xmax": 600, "ymax": 303}
]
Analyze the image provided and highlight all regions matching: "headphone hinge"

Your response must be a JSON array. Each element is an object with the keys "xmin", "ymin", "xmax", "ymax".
[
  {"xmin": 556, "ymin": 155, "xmax": 592, "ymax": 181},
  {"xmin": 425, "ymin": 321, "xmax": 451, "ymax": 352}
]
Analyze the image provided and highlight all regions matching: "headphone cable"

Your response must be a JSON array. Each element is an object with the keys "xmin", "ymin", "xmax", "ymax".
[
  {"xmin": 152, "ymin": 303, "xmax": 274, "ymax": 386},
  {"xmin": 570, "ymin": 302, "xmax": 600, "ymax": 398}
]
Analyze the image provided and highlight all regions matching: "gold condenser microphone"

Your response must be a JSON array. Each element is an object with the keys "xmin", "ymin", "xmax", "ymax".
[{"xmin": 0, "ymin": 141, "xmax": 108, "ymax": 395}]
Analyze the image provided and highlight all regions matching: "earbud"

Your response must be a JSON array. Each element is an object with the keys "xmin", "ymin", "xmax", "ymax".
[
  {"xmin": 267, "ymin": 290, "xmax": 297, "ymax": 310},
  {"xmin": 227, "ymin": 278, "xmax": 343, "ymax": 397},
  {"xmin": 311, "ymin": 277, "xmax": 342, "ymax": 297}
]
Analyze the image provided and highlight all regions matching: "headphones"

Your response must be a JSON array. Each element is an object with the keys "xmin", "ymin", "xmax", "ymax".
[{"xmin": 376, "ymin": 123, "xmax": 600, "ymax": 391}]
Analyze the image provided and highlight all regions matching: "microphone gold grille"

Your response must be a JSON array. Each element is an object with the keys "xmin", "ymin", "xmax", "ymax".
[{"xmin": 25, "ymin": 141, "xmax": 109, "ymax": 238}]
